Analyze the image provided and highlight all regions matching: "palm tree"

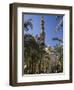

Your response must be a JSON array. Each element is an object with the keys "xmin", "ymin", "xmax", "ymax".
[
  {"xmin": 24, "ymin": 34, "xmax": 43, "ymax": 74},
  {"xmin": 52, "ymin": 16, "xmax": 63, "ymax": 72},
  {"xmin": 24, "ymin": 19, "xmax": 33, "ymax": 74}
]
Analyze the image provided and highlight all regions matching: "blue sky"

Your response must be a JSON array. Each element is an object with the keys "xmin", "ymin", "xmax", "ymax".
[{"xmin": 23, "ymin": 13, "xmax": 63, "ymax": 47}]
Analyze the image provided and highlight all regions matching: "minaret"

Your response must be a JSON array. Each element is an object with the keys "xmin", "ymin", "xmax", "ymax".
[{"xmin": 40, "ymin": 16, "xmax": 45, "ymax": 46}]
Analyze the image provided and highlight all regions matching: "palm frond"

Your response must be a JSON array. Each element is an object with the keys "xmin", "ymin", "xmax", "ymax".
[
  {"xmin": 24, "ymin": 19, "xmax": 33, "ymax": 31},
  {"xmin": 52, "ymin": 37, "xmax": 63, "ymax": 43},
  {"xmin": 55, "ymin": 19, "xmax": 63, "ymax": 32}
]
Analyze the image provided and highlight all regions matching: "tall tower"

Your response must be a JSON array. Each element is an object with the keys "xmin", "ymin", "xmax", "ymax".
[{"xmin": 40, "ymin": 16, "xmax": 45, "ymax": 46}]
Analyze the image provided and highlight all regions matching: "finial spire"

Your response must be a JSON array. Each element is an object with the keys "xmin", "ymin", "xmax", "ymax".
[
  {"xmin": 41, "ymin": 16, "xmax": 44, "ymax": 32},
  {"xmin": 40, "ymin": 16, "xmax": 45, "ymax": 46}
]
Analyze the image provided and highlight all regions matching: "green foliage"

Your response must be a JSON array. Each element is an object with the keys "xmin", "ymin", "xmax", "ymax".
[
  {"xmin": 24, "ymin": 34, "xmax": 46, "ymax": 74},
  {"xmin": 52, "ymin": 37, "xmax": 63, "ymax": 44},
  {"xmin": 24, "ymin": 34, "xmax": 63, "ymax": 74},
  {"xmin": 24, "ymin": 19, "xmax": 33, "ymax": 31},
  {"xmin": 54, "ymin": 45, "xmax": 63, "ymax": 72}
]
